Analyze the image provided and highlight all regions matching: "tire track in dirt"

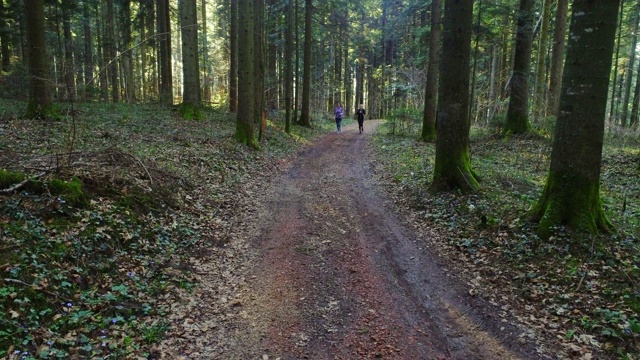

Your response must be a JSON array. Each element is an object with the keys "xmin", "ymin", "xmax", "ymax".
[{"xmin": 227, "ymin": 121, "xmax": 548, "ymax": 359}]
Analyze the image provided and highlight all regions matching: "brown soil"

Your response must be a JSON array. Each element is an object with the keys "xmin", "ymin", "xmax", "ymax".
[{"xmin": 158, "ymin": 121, "xmax": 552, "ymax": 359}]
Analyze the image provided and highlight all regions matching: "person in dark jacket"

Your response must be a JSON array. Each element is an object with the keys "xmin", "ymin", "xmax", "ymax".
[
  {"xmin": 356, "ymin": 104, "xmax": 366, "ymax": 133},
  {"xmin": 334, "ymin": 103, "xmax": 344, "ymax": 133}
]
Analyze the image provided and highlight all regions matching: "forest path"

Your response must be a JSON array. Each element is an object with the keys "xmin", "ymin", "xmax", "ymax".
[{"xmin": 159, "ymin": 121, "xmax": 546, "ymax": 359}]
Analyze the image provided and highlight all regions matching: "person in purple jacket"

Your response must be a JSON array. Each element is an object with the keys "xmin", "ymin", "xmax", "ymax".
[{"xmin": 334, "ymin": 103, "xmax": 344, "ymax": 133}]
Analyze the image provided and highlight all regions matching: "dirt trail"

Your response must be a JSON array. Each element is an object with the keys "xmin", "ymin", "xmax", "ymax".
[{"xmin": 160, "ymin": 121, "xmax": 548, "ymax": 359}]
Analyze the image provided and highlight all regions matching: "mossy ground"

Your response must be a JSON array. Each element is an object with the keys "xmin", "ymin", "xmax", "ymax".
[{"xmin": 372, "ymin": 119, "xmax": 640, "ymax": 358}]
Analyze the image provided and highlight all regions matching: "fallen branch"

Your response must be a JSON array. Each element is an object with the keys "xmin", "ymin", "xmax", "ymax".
[{"xmin": 0, "ymin": 172, "xmax": 46, "ymax": 194}]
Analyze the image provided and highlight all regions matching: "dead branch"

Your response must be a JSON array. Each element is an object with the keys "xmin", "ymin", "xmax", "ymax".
[{"xmin": 0, "ymin": 172, "xmax": 46, "ymax": 194}]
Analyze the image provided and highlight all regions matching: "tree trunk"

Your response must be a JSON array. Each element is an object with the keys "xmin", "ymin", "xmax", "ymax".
[
  {"xmin": 0, "ymin": 0, "xmax": 11, "ymax": 72},
  {"xmin": 62, "ymin": 0, "xmax": 75, "ymax": 101},
  {"xmin": 158, "ymin": 0, "xmax": 172, "ymax": 105},
  {"xmin": 620, "ymin": 0, "xmax": 640, "ymax": 127},
  {"xmin": 608, "ymin": 2, "xmax": 625, "ymax": 125},
  {"xmin": 630, "ymin": 56, "xmax": 640, "ymax": 127},
  {"xmin": 83, "ymin": 0, "xmax": 94, "ymax": 100},
  {"xmin": 298, "ymin": 0, "xmax": 312, "ymax": 127},
  {"xmin": 505, "ymin": 0, "xmax": 534, "ymax": 134},
  {"xmin": 547, "ymin": 0, "xmax": 568, "ymax": 116},
  {"xmin": 285, "ymin": 0, "xmax": 293, "ymax": 134},
  {"xmin": 179, "ymin": 0, "xmax": 201, "ymax": 117},
  {"xmin": 254, "ymin": 0, "xmax": 265, "ymax": 140},
  {"xmin": 267, "ymin": 0, "xmax": 278, "ymax": 111},
  {"xmin": 421, "ymin": 0, "xmax": 441, "ymax": 142},
  {"xmin": 235, "ymin": 0, "xmax": 257, "ymax": 147},
  {"xmin": 24, "ymin": 0, "xmax": 53, "ymax": 119},
  {"xmin": 106, "ymin": 0, "xmax": 119, "ymax": 102},
  {"xmin": 229, "ymin": 0, "xmax": 238, "ymax": 113},
  {"xmin": 530, "ymin": 0, "xmax": 619, "ymax": 238},
  {"xmin": 97, "ymin": 5, "xmax": 108, "ymax": 101},
  {"xmin": 121, "ymin": 0, "xmax": 134, "ymax": 102},
  {"xmin": 534, "ymin": 0, "xmax": 552, "ymax": 120},
  {"xmin": 202, "ymin": 0, "xmax": 211, "ymax": 103},
  {"xmin": 469, "ymin": 1, "xmax": 482, "ymax": 123},
  {"xmin": 431, "ymin": 0, "xmax": 479, "ymax": 193}
]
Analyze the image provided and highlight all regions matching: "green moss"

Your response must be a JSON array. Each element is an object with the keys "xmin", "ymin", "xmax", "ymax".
[
  {"xmin": 431, "ymin": 148, "xmax": 480, "ymax": 193},
  {"xmin": 48, "ymin": 177, "xmax": 88, "ymax": 208},
  {"xmin": 24, "ymin": 101, "xmax": 61, "ymax": 120},
  {"xmin": 178, "ymin": 103, "xmax": 203, "ymax": 120},
  {"xmin": 0, "ymin": 169, "xmax": 26, "ymax": 189},
  {"xmin": 529, "ymin": 170, "xmax": 613, "ymax": 239}
]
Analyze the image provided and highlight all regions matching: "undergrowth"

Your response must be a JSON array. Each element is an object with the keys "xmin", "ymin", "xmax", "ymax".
[
  {"xmin": 0, "ymin": 99, "xmax": 333, "ymax": 359},
  {"xmin": 372, "ymin": 121, "xmax": 640, "ymax": 358}
]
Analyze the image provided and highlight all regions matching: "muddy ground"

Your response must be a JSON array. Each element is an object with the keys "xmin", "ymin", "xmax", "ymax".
[{"xmin": 158, "ymin": 121, "xmax": 554, "ymax": 359}]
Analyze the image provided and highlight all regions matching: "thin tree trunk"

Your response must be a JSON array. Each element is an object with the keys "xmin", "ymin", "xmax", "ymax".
[
  {"xmin": 547, "ymin": 0, "xmax": 568, "ymax": 116},
  {"xmin": 505, "ymin": 0, "xmax": 535, "ymax": 134},
  {"xmin": 106, "ymin": 0, "xmax": 119, "ymax": 102},
  {"xmin": 254, "ymin": 0, "xmax": 265, "ymax": 140},
  {"xmin": 202, "ymin": 0, "xmax": 211, "ymax": 103},
  {"xmin": 62, "ymin": 0, "xmax": 75, "ymax": 101},
  {"xmin": 267, "ymin": 0, "xmax": 278, "ymax": 111},
  {"xmin": 229, "ymin": 0, "xmax": 238, "ymax": 112},
  {"xmin": 621, "ymin": 0, "xmax": 640, "ymax": 127},
  {"xmin": 285, "ymin": 0, "xmax": 293, "ymax": 133},
  {"xmin": 421, "ymin": 0, "xmax": 441, "ymax": 142},
  {"xmin": 83, "ymin": 1, "xmax": 93, "ymax": 100},
  {"xmin": 469, "ymin": 0, "xmax": 481, "ymax": 123},
  {"xmin": 158, "ymin": 0, "xmax": 172, "ymax": 105},
  {"xmin": 97, "ymin": 5, "xmax": 108, "ymax": 101},
  {"xmin": 121, "ymin": 0, "xmax": 134, "ymax": 102},
  {"xmin": 298, "ymin": 0, "xmax": 312, "ymax": 127},
  {"xmin": 534, "ymin": 0, "xmax": 552, "ymax": 120},
  {"xmin": 608, "ymin": 1, "xmax": 625, "ymax": 125},
  {"xmin": 0, "ymin": 0, "xmax": 11, "ymax": 72}
]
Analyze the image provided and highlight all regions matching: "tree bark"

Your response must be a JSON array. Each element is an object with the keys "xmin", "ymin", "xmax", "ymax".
[
  {"xmin": 235, "ymin": 0, "xmax": 257, "ymax": 147},
  {"xmin": 530, "ymin": 0, "xmax": 619, "ymax": 237},
  {"xmin": 505, "ymin": 0, "xmax": 534, "ymax": 134},
  {"xmin": 534, "ymin": 0, "xmax": 552, "ymax": 120},
  {"xmin": 608, "ymin": 2, "xmax": 625, "ymax": 125},
  {"xmin": 298, "ymin": 0, "xmax": 312, "ymax": 127},
  {"xmin": 202, "ymin": 0, "xmax": 211, "ymax": 103},
  {"xmin": 267, "ymin": 0, "xmax": 278, "ymax": 111},
  {"xmin": 25, "ymin": 0, "xmax": 53, "ymax": 118},
  {"xmin": 254, "ymin": 0, "xmax": 265, "ymax": 140},
  {"xmin": 0, "ymin": 0, "xmax": 11, "ymax": 72},
  {"xmin": 620, "ymin": 0, "xmax": 640, "ymax": 127},
  {"xmin": 431, "ymin": 0, "xmax": 479, "ymax": 193},
  {"xmin": 157, "ymin": 0, "xmax": 172, "ymax": 105},
  {"xmin": 179, "ymin": 0, "xmax": 201, "ymax": 116},
  {"xmin": 105, "ymin": 0, "xmax": 119, "ymax": 102},
  {"xmin": 285, "ymin": 0, "xmax": 293, "ymax": 134},
  {"xmin": 229, "ymin": 0, "xmax": 238, "ymax": 113},
  {"xmin": 62, "ymin": 0, "xmax": 75, "ymax": 101},
  {"xmin": 121, "ymin": 0, "xmax": 134, "ymax": 102},
  {"xmin": 421, "ymin": 0, "xmax": 441, "ymax": 142},
  {"xmin": 83, "ymin": 0, "xmax": 94, "ymax": 100},
  {"xmin": 547, "ymin": 0, "xmax": 568, "ymax": 116}
]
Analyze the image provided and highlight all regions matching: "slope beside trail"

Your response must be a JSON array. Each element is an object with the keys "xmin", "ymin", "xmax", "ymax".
[{"xmin": 158, "ymin": 121, "xmax": 551, "ymax": 359}]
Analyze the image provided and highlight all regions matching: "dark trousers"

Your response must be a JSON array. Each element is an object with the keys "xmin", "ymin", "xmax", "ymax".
[{"xmin": 335, "ymin": 117, "xmax": 342, "ymax": 131}]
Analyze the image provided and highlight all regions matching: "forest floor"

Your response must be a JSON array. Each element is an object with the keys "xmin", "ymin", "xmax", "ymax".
[
  {"xmin": 157, "ymin": 121, "xmax": 551, "ymax": 360},
  {"xmin": 1, "ymin": 101, "xmax": 639, "ymax": 359}
]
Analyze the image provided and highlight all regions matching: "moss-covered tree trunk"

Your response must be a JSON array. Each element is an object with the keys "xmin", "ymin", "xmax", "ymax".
[
  {"xmin": 530, "ymin": 0, "xmax": 620, "ymax": 238},
  {"xmin": 24, "ymin": 0, "xmax": 53, "ymax": 119},
  {"xmin": 431, "ymin": 0, "xmax": 479, "ymax": 193},
  {"xmin": 421, "ymin": 0, "xmax": 441, "ymax": 142},
  {"xmin": 504, "ymin": 0, "xmax": 534, "ymax": 134},
  {"xmin": 298, "ymin": 0, "xmax": 312, "ymax": 127},
  {"xmin": 235, "ymin": 0, "xmax": 257, "ymax": 148}
]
